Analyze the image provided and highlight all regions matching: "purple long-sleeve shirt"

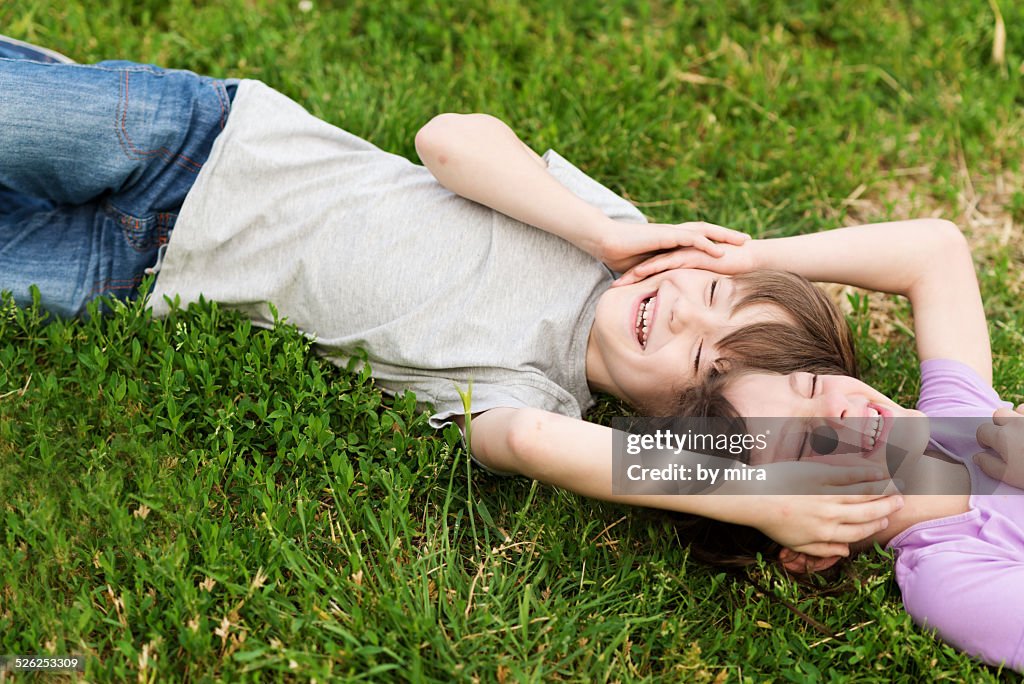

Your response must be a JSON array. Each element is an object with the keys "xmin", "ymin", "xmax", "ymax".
[{"xmin": 888, "ymin": 358, "xmax": 1024, "ymax": 670}]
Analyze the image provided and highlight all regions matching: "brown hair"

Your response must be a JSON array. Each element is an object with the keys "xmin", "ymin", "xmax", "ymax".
[
  {"xmin": 669, "ymin": 367, "xmax": 851, "ymax": 579},
  {"xmin": 636, "ymin": 270, "xmax": 860, "ymax": 576},
  {"xmin": 717, "ymin": 271, "xmax": 859, "ymax": 380}
]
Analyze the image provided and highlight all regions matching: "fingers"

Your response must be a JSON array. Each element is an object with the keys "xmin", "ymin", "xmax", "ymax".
[
  {"xmin": 612, "ymin": 253, "xmax": 694, "ymax": 286},
  {"xmin": 688, "ymin": 221, "xmax": 751, "ymax": 245},
  {"xmin": 974, "ymin": 452, "xmax": 1007, "ymax": 480},
  {"xmin": 806, "ymin": 555, "xmax": 844, "ymax": 573},
  {"xmin": 777, "ymin": 549, "xmax": 839, "ymax": 573},
  {"xmin": 991, "ymin": 407, "xmax": 1017, "ymax": 426},
  {"xmin": 816, "ymin": 463, "xmax": 889, "ymax": 485},
  {"xmin": 689, "ymin": 235, "xmax": 724, "ymax": 257},
  {"xmin": 833, "ymin": 516, "xmax": 891, "ymax": 543},
  {"xmin": 826, "ymin": 480, "xmax": 899, "ymax": 496},
  {"xmin": 790, "ymin": 543, "xmax": 850, "ymax": 559},
  {"xmin": 832, "ymin": 494, "xmax": 904, "ymax": 523},
  {"xmin": 977, "ymin": 421, "xmax": 1014, "ymax": 454},
  {"xmin": 831, "ymin": 491, "xmax": 898, "ymax": 504},
  {"xmin": 1017, "ymin": 403, "xmax": 1024, "ymax": 415},
  {"xmin": 977, "ymin": 421, "xmax": 997, "ymax": 448}
]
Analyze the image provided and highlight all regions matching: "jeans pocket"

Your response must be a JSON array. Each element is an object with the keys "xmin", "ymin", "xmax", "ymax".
[{"xmin": 106, "ymin": 201, "xmax": 175, "ymax": 253}]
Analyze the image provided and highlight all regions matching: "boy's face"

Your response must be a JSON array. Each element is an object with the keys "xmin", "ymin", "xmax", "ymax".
[
  {"xmin": 587, "ymin": 269, "xmax": 786, "ymax": 412},
  {"xmin": 722, "ymin": 371, "xmax": 929, "ymax": 467}
]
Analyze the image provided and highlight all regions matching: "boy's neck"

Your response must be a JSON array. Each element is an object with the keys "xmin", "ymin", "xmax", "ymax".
[{"xmin": 583, "ymin": 327, "xmax": 614, "ymax": 397}]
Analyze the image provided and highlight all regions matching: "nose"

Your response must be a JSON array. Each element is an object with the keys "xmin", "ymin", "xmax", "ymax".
[
  {"xmin": 667, "ymin": 291, "xmax": 720, "ymax": 335},
  {"xmin": 821, "ymin": 391, "xmax": 853, "ymax": 419},
  {"xmin": 819, "ymin": 390, "xmax": 871, "ymax": 422}
]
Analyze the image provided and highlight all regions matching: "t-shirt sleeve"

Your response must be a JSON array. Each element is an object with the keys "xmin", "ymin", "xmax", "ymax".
[
  {"xmin": 422, "ymin": 376, "xmax": 583, "ymax": 430},
  {"xmin": 897, "ymin": 546, "xmax": 1024, "ymax": 671},
  {"xmin": 917, "ymin": 358, "xmax": 1011, "ymax": 458},
  {"xmin": 542, "ymin": 150, "xmax": 647, "ymax": 225},
  {"xmin": 917, "ymin": 358, "xmax": 1009, "ymax": 417}
]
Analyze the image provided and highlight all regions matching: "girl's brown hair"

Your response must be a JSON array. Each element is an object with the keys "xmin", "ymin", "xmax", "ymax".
[{"xmin": 669, "ymin": 366, "xmax": 851, "ymax": 578}]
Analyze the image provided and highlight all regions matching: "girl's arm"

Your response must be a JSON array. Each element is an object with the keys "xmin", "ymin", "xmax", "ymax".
[
  {"xmin": 615, "ymin": 219, "xmax": 991, "ymax": 383},
  {"xmin": 754, "ymin": 219, "xmax": 991, "ymax": 382},
  {"xmin": 414, "ymin": 113, "xmax": 748, "ymax": 273},
  {"xmin": 468, "ymin": 406, "xmax": 903, "ymax": 558}
]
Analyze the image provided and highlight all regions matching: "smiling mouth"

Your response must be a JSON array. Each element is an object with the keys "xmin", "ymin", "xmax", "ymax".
[
  {"xmin": 635, "ymin": 296, "xmax": 656, "ymax": 348},
  {"xmin": 862, "ymin": 406, "xmax": 883, "ymax": 453}
]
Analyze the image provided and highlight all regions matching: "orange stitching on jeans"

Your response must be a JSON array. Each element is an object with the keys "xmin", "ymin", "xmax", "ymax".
[
  {"xmin": 115, "ymin": 208, "xmax": 171, "ymax": 252},
  {"xmin": 116, "ymin": 70, "xmax": 204, "ymax": 175},
  {"xmin": 88, "ymin": 274, "xmax": 144, "ymax": 298}
]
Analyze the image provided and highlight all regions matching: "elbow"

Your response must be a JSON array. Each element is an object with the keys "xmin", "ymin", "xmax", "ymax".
[
  {"xmin": 415, "ymin": 113, "xmax": 482, "ymax": 167},
  {"xmin": 929, "ymin": 218, "xmax": 973, "ymax": 273},
  {"xmin": 920, "ymin": 218, "xmax": 969, "ymax": 256},
  {"xmin": 908, "ymin": 218, "xmax": 973, "ymax": 294},
  {"xmin": 414, "ymin": 113, "xmax": 460, "ymax": 165},
  {"xmin": 415, "ymin": 113, "xmax": 499, "ymax": 168},
  {"xmin": 503, "ymin": 408, "xmax": 552, "ymax": 478}
]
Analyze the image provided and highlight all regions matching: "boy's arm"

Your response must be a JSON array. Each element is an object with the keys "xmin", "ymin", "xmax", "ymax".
[
  {"xmin": 414, "ymin": 113, "xmax": 748, "ymax": 273},
  {"xmin": 615, "ymin": 219, "xmax": 992, "ymax": 383},
  {"xmin": 468, "ymin": 406, "xmax": 903, "ymax": 558}
]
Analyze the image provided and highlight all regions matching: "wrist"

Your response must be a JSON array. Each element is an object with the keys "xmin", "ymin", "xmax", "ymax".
[
  {"xmin": 746, "ymin": 238, "xmax": 773, "ymax": 271},
  {"xmin": 682, "ymin": 487, "xmax": 762, "ymax": 526},
  {"xmin": 586, "ymin": 215, "xmax": 622, "ymax": 259}
]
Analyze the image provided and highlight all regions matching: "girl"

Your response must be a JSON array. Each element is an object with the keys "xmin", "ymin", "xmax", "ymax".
[
  {"xmin": 0, "ymin": 36, "xmax": 900, "ymax": 559},
  {"xmin": 646, "ymin": 218, "xmax": 1024, "ymax": 671}
]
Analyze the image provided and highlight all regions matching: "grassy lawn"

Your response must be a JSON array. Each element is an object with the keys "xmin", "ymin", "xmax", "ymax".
[{"xmin": 2, "ymin": 0, "xmax": 1023, "ymax": 680}]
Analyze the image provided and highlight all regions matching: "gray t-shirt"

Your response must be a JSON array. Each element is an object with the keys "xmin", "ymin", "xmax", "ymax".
[{"xmin": 151, "ymin": 80, "xmax": 647, "ymax": 426}]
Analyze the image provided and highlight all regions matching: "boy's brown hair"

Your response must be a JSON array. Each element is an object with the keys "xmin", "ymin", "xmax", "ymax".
[{"xmin": 714, "ymin": 271, "xmax": 859, "ymax": 381}]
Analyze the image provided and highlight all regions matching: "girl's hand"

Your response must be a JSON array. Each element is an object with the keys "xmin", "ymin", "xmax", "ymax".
[
  {"xmin": 721, "ymin": 460, "xmax": 903, "ymax": 558},
  {"xmin": 596, "ymin": 220, "xmax": 749, "ymax": 275},
  {"xmin": 611, "ymin": 239, "xmax": 759, "ymax": 286},
  {"xmin": 975, "ymin": 405, "xmax": 1024, "ymax": 488}
]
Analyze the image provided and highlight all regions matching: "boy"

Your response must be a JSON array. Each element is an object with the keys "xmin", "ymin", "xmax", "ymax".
[{"xmin": 0, "ymin": 37, "xmax": 901, "ymax": 557}]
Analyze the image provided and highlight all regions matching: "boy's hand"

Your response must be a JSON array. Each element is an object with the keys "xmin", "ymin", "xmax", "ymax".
[
  {"xmin": 596, "ymin": 220, "xmax": 749, "ymax": 275},
  {"xmin": 611, "ymin": 238, "xmax": 759, "ymax": 286},
  {"xmin": 720, "ymin": 459, "xmax": 903, "ymax": 558},
  {"xmin": 975, "ymin": 405, "xmax": 1024, "ymax": 488}
]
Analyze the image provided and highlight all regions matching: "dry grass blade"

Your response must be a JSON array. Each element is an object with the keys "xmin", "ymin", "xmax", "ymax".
[{"xmin": 989, "ymin": 0, "xmax": 1007, "ymax": 68}]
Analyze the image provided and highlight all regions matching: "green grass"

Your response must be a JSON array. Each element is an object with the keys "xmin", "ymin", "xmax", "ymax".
[{"xmin": 2, "ymin": 0, "xmax": 1024, "ymax": 680}]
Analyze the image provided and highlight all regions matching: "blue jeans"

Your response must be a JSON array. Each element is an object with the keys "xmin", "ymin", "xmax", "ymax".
[{"xmin": 0, "ymin": 55, "xmax": 235, "ymax": 318}]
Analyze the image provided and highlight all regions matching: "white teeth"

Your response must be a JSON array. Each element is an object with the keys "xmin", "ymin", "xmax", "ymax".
[
  {"xmin": 635, "ymin": 297, "xmax": 656, "ymax": 348},
  {"xmin": 864, "ymin": 407, "xmax": 882, "ymax": 447}
]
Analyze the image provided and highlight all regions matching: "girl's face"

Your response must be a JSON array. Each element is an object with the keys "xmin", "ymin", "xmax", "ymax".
[
  {"xmin": 587, "ymin": 269, "xmax": 787, "ymax": 412},
  {"xmin": 723, "ymin": 372, "xmax": 930, "ymax": 467}
]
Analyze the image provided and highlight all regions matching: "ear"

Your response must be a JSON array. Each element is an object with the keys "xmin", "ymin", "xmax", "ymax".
[{"xmin": 778, "ymin": 548, "xmax": 841, "ymax": 574}]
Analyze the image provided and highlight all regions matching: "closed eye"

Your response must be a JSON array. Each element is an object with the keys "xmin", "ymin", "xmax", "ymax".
[
  {"xmin": 694, "ymin": 280, "xmax": 721, "ymax": 376},
  {"xmin": 797, "ymin": 375, "xmax": 819, "ymax": 458},
  {"xmin": 798, "ymin": 421, "xmax": 811, "ymax": 460}
]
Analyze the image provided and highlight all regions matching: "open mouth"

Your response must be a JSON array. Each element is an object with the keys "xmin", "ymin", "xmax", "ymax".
[
  {"xmin": 861, "ymin": 405, "xmax": 885, "ymax": 454},
  {"xmin": 635, "ymin": 295, "xmax": 656, "ymax": 348}
]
